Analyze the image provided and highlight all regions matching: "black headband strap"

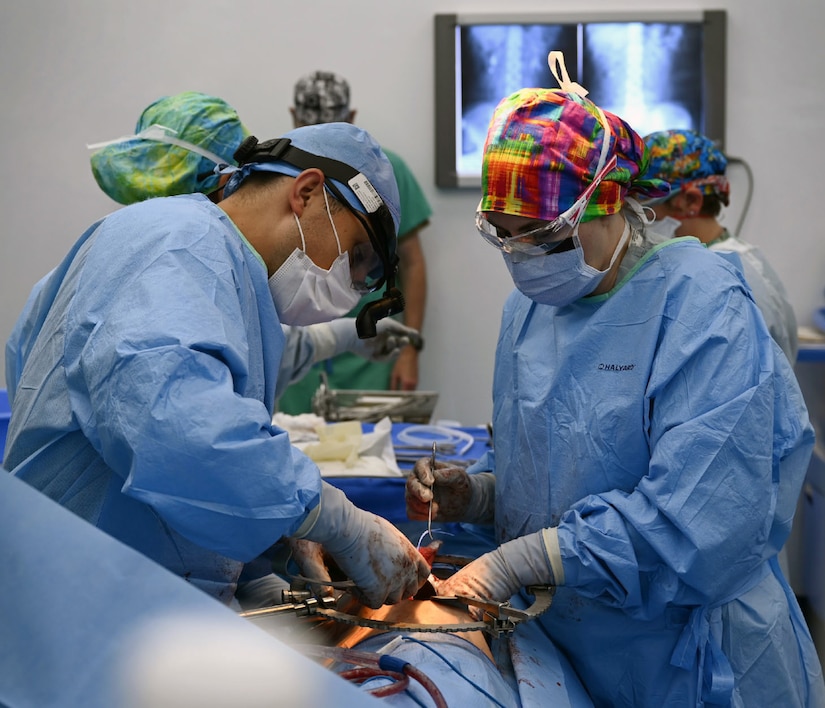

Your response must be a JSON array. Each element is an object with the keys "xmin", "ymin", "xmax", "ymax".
[{"xmin": 234, "ymin": 137, "xmax": 383, "ymax": 215}]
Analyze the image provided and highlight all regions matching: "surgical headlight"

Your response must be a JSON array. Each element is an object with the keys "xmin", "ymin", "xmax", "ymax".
[{"xmin": 233, "ymin": 136, "xmax": 403, "ymax": 337}]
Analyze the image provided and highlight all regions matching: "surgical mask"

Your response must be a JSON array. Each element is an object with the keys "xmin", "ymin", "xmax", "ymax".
[
  {"xmin": 268, "ymin": 190, "xmax": 362, "ymax": 325},
  {"xmin": 504, "ymin": 217, "xmax": 631, "ymax": 307},
  {"xmin": 648, "ymin": 215, "xmax": 681, "ymax": 239}
]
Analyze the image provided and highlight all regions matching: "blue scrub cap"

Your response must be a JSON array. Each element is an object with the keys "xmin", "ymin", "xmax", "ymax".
[{"xmin": 223, "ymin": 123, "xmax": 401, "ymax": 233}]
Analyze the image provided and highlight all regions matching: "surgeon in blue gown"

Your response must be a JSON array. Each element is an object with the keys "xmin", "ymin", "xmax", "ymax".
[
  {"xmin": 640, "ymin": 128, "xmax": 798, "ymax": 365},
  {"xmin": 4, "ymin": 121, "xmax": 430, "ymax": 609},
  {"xmin": 82, "ymin": 89, "xmax": 419, "ymax": 413},
  {"xmin": 406, "ymin": 56, "xmax": 825, "ymax": 706},
  {"xmin": 80, "ymin": 94, "xmax": 422, "ymax": 608}
]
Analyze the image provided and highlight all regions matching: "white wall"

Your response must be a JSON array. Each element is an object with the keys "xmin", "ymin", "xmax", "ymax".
[{"xmin": 1, "ymin": 0, "xmax": 823, "ymax": 426}]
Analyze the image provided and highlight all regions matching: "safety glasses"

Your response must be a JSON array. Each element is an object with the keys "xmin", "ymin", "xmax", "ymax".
[
  {"xmin": 477, "ymin": 153, "xmax": 618, "ymax": 257},
  {"xmin": 330, "ymin": 193, "xmax": 396, "ymax": 293},
  {"xmin": 347, "ymin": 239, "xmax": 383, "ymax": 294}
]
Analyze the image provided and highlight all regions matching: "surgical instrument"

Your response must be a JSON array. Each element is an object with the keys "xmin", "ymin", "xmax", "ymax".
[{"xmin": 427, "ymin": 442, "xmax": 436, "ymax": 543}]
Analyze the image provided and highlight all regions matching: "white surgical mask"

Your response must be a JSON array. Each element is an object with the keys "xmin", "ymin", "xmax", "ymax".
[
  {"xmin": 268, "ymin": 190, "xmax": 361, "ymax": 325},
  {"xmin": 648, "ymin": 215, "xmax": 682, "ymax": 239},
  {"xmin": 504, "ymin": 218, "xmax": 631, "ymax": 307}
]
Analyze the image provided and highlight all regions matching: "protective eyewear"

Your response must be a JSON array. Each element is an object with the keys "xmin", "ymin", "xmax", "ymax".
[
  {"xmin": 347, "ymin": 239, "xmax": 383, "ymax": 294},
  {"xmin": 323, "ymin": 179, "xmax": 395, "ymax": 294},
  {"xmin": 477, "ymin": 153, "xmax": 618, "ymax": 257}
]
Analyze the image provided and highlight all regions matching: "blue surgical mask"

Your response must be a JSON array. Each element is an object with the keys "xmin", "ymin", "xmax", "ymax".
[{"xmin": 504, "ymin": 219, "xmax": 631, "ymax": 307}]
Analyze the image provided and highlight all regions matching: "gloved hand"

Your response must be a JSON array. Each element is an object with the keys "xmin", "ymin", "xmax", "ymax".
[
  {"xmin": 234, "ymin": 573, "xmax": 291, "ymax": 610},
  {"xmin": 436, "ymin": 530, "xmax": 558, "ymax": 613},
  {"xmin": 307, "ymin": 318, "xmax": 422, "ymax": 363},
  {"xmin": 288, "ymin": 538, "xmax": 334, "ymax": 596},
  {"xmin": 406, "ymin": 460, "xmax": 495, "ymax": 524},
  {"xmin": 295, "ymin": 482, "xmax": 430, "ymax": 608}
]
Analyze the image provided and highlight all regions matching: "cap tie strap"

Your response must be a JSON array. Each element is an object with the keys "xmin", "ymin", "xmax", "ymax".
[{"xmin": 548, "ymin": 51, "xmax": 588, "ymax": 97}]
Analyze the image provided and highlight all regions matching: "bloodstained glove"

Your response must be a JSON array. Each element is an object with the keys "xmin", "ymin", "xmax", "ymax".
[
  {"xmin": 287, "ymin": 538, "xmax": 334, "ymax": 596},
  {"xmin": 405, "ymin": 460, "xmax": 495, "ymax": 524},
  {"xmin": 435, "ymin": 529, "xmax": 559, "ymax": 613},
  {"xmin": 295, "ymin": 482, "xmax": 430, "ymax": 608}
]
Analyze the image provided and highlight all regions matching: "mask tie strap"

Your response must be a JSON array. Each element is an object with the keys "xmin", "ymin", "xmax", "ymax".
[
  {"xmin": 293, "ymin": 214, "xmax": 308, "ymax": 253},
  {"xmin": 548, "ymin": 50, "xmax": 612, "ymax": 184},
  {"xmin": 322, "ymin": 188, "xmax": 343, "ymax": 256},
  {"xmin": 593, "ymin": 106, "xmax": 612, "ymax": 174},
  {"xmin": 87, "ymin": 124, "xmax": 233, "ymax": 172}
]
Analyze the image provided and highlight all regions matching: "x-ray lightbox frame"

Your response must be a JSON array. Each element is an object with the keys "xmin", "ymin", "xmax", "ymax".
[{"xmin": 434, "ymin": 10, "xmax": 727, "ymax": 189}]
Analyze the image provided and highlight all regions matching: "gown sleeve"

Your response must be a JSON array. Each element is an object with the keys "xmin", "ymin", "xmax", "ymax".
[
  {"xmin": 554, "ymin": 267, "xmax": 813, "ymax": 616},
  {"xmin": 63, "ymin": 212, "xmax": 321, "ymax": 562}
]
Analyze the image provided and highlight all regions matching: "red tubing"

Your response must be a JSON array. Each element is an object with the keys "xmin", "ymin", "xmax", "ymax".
[
  {"xmin": 401, "ymin": 663, "xmax": 447, "ymax": 708},
  {"xmin": 301, "ymin": 645, "xmax": 447, "ymax": 707},
  {"xmin": 338, "ymin": 667, "xmax": 409, "ymax": 697}
]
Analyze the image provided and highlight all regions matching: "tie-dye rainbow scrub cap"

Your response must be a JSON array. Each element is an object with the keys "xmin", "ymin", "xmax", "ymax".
[
  {"xmin": 89, "ymin": 91, "xmax": 250, "ymax": 205},
  {"xmin": 480, "ymin": 55, "xmax": 669, "ymax": 222},
  {"xmin": 642, "ymin": 129, "xmax": 730, "ymax": 206}
]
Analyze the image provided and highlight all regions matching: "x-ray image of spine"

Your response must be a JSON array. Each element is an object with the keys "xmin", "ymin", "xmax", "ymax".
[
  {"xmin": 582, "ymin": 23, "xmax": 703, "ymax": 138},
  {"xmin": 458, "ymin": 24, "xmax": 577, "ymax": 175}
]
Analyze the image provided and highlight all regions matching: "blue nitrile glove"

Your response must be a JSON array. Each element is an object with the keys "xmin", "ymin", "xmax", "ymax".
[
  {"xmin": 406, "ymin": 461, "xmax": 495, "ymax": 524},
  {"xmin": 294, "ymin": 483, "xmax": 430, "ymax": 608},
  {"xmin": 307, "ymin": 318, "xmax": 421, "ymax": 363},
  {"xmin": 435, "ymin": 529, "xmax": 560, "ymax": 611}
]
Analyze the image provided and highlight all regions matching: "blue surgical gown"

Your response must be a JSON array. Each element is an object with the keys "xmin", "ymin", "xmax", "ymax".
[
  {"xmin": 709, "ymin": 230, "xmax": 798, "ymax": 363},
  {"xmin": 473, "ymin": 236, "xmax": 824, "ymax": 706},
  {"xmin": 4, "ymin": 194, "xmax": 322, "ymax": 603}
]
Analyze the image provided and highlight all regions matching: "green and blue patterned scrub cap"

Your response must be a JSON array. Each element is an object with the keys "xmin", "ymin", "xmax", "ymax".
[{"xmin": 88, "ymin": 91, "xmax": 250, "ymax": 204}]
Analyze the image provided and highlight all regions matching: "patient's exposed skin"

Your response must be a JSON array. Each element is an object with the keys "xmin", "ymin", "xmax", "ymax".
[
  {"xmin": 288, "ymin": 539, "xmax": 493, "ymax": 659},
  {"xmin": 315, "ymin": 590, "xmax": 495, "ymax": 662}
]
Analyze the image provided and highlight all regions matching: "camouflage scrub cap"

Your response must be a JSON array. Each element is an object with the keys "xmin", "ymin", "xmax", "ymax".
[
  {"xmin": 293, "ymin": 71, "xmax": 351, "ymax": 126},
  {"xmin": 89, "ymin": 91, "xmax": 250, "ymax": 204},
  {"xmin": 642, "ymin": 129, "xmax": 730, "ymax": 206}
]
